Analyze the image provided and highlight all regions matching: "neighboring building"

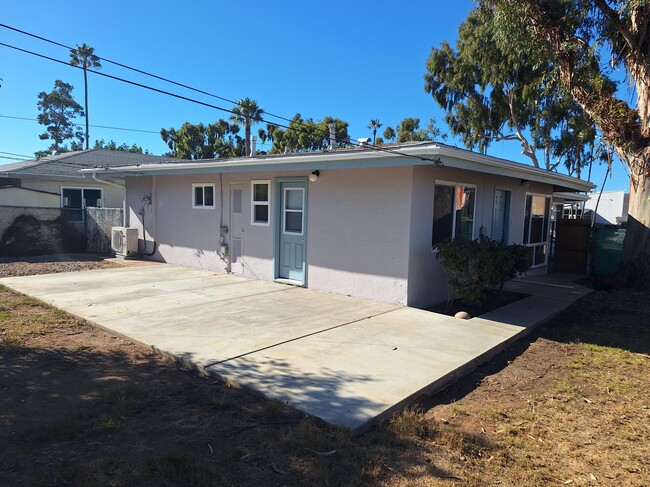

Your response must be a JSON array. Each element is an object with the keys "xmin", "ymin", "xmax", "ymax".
[
  {"xmin": 583, "ymin": 190, "xmax": 629, "ymax": 224},
  {"xmin": 85, "ymin": 142, "xmax": 594, "ymax": 308},
  {"xmin": 0, "ymin": 150, "xmax": 182, "ymax": 220}
]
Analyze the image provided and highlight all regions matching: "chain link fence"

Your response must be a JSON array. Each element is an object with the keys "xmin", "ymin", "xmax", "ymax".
[{"xmin": 0, "ymin": 206, "xmax": 123, "ymax": 258}]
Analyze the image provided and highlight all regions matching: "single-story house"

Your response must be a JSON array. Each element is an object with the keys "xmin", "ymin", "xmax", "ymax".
[
  {"xmin": 0, "ymin": 149, "xmax": 182, "ymax": 219},
  {"xmin": 84, "ymin": 142, "xmax": 595, "ymax": 308}
]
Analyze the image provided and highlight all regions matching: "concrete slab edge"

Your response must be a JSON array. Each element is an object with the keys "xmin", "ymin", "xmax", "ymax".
[{"xmin": 352, "ymin": 291, "xmax": 591, "ymax": 435}]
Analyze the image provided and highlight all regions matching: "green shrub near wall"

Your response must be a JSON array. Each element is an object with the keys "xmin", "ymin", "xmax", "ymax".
[{"xmin": 434, "ymin": 235, "xmax": 529, "ymax": 308}]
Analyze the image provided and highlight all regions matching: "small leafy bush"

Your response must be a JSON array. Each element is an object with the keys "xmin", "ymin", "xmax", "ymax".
[{"xmin": 434, "ymin": 235, "xmax": 529, "ymax": 308}]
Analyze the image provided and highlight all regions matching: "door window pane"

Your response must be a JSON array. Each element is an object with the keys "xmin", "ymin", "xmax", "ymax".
[
  {"xmin": 285, "ymin": 211, "xmax": 302, "ymax": 233},
  {"xmin": 286, "ymin": 189, "xmax": 303, "ymax": 210},
  {"xmin": 232, "ymin": 189, "xmax": 242, "ymax": 213},
  {"xmin": 524, "ymin": 194, "xmax": 551, "ymax": 267},
  {"xmin": 492, "ymin": 189, "xmax": 511, "ymax": 242}
]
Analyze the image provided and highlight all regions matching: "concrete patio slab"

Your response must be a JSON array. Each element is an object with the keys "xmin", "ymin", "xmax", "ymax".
[{"xmin": 0, "ymin": 264, "xmax": 589, "ymax": 432}]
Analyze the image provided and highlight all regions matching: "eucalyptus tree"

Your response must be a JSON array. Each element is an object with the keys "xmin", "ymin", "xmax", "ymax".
[
  {"xmin": 367, "ymin": 119, "xmax": 383, "ymax": 143},
  {"xmin": 424, "ymin": 4, "xmax": 597, "ymax": 173},
  {"xmin": 452, "ymin": 0, "xmax": 650, "ymax": 286},
  {"xmin": 229, "ymin": 98, "xmax": 264, "ymax": 156},
  {"xmin": 70, "ymin": 43, "xmax": 101, "ymax": 150},
  {"xmin": 35, "ymin": 80, "xmax": 84, "ymax": 157}
]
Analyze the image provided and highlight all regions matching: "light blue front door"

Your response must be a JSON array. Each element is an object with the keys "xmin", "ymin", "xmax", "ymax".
[{"xmin": 278, "ymin": 180, "xmax": 306, "ymax": 283}]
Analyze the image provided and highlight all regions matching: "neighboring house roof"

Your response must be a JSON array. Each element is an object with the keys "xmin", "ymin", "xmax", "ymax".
[
  {"xmin": 82, "ymin": 142, "xmax": 595, "ymax": 193},
  {"xmin": 0, "ymin": 149, "xmax": 185, "ymax": 181}
]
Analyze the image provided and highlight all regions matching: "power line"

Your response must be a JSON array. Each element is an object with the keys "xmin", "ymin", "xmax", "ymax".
[
  {"xmin": 0, "ymin": 23, "xmax": 305, "ymax": 127},
  {"xmin": 0, "ymin": 34, "xmax": 445, "ymax": 165},
  {"xmin": 0, "ymin": 114, "xmax": 160, "ymax": 135},
  {"xmin": 0, "ymin": 149, "xmax": 32, "ymax": 158},
  {"xmin": 0, "ymin": 155, "xmax": 27, "ymax": 161}
]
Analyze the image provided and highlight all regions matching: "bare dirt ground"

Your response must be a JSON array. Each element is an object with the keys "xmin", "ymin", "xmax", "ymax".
[
  {"xmin": 1, "ymin": 256, "xmax": 648, "ymax": 486},
  {"xmin": 0, "ymin": 253, "xmax": 119, "ymax": 277}
]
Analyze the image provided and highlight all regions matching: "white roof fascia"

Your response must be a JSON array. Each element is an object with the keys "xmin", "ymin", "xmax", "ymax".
[
  {"xmin": 80, "ymin": 143, "xmax": 594, "ymax": 192},
  {"xmin": 553, "ymin": 191, "xmax": 590, "ymax": 202}
]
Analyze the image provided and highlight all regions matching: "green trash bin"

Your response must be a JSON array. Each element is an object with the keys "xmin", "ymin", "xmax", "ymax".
[{"xmin": 591, "ymin": 225, "xmax": 626, "ymax": 276}]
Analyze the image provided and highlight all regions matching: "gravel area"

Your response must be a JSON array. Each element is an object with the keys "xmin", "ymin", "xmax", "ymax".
[{"xmin": 0, "ymin": 253, "xmax": 119, "ymax": 278}]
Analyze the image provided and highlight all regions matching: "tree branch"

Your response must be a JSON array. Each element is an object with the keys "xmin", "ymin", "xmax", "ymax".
[{"xmin": 593, "ymin": 0, "xmax": 637, "ymax": 52}]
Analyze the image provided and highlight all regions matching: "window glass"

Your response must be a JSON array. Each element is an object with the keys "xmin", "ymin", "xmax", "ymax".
[
  {"xmin": 204, "ymin": 186, "xmax": 214, "ymax": 207},
  {"xmin": 534, "ymin": 244, "xmax": 548, "ymax": 266},
  {"xmin": 253, "ymin": 183, "xmax": 268, "ymax": 202},
  {"xmin": 524, "ymin": 194, "xmax": 551, "ymax": 267},
  {"xmin": 432, "ymin": 184, "xmax": 475, "ymax": 246},
  {"xmin": 84, "ymin": 189, "xmax": 102, "ymax": 208},
  {"xmin": 195, "ymin": 186, "xmax": 204, "ymax": 206},
  {"xmin": 193, "ymin": 184, "xmax": 215, "ymax": 208},
  {"xmin": 62, "ymin": 188, "xmax": 82, "ymax": 209},
  {"xmin": 254, "ymin": 205, "xmax": 269, "ymax": 223},
  {"xmin": 455, "ymin": 186, "xmax": 475, "ymax": 241},
  {"xmin": 252, "ymin": 182, "xmax": 270, "ymax": 225},
  {"xmin": 432, "ymin": 185, "xmax": 454, "ymax": 245}
]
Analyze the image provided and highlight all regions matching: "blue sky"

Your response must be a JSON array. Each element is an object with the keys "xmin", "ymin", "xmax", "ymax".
[{"xmin": 0, "ymin": 0, "xmax": 629, "ymax": 191}]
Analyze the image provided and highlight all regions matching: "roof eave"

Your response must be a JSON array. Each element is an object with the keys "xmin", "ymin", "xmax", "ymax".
[{"xmin": 81, "ymin": 143, "xmax": 594, "ymax": 193}]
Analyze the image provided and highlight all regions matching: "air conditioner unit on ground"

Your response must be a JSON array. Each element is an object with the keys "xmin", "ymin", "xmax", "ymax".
[{"xmin": 111, "ymin": 227, "xmax": 139, "ymax": 256}]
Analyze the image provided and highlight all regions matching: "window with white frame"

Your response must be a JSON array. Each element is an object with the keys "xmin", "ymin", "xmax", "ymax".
[
  {"xmin": 432, "ymin": 183, "xmax": 476, "ymax": 247},
  {"xmin": 251, "ymin": 180, "xmax": 270, "ymax": 225},
  {"xmin": 61, "ymin": 187, "xmax": 103, "ymax": 222},
  {"xmin": 192, "ymin": 183, "xmax": 215, "ymax": 209},
  {"xmin": 523, "ymin": 194, "xmax": 551, "ymax": 267}
]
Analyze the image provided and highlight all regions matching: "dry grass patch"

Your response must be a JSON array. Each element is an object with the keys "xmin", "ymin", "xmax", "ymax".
[{"xmin": 1, "ymin": 263, "xmax": 649, "ymax": 486}]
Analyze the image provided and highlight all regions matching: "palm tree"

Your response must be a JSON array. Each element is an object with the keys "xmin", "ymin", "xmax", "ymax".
[
  {"xmin": 367, "ymin": 119, "xmax": 383, "ymax": 144},
  {"xmin": 230, "ymin": 98, "xmax": 264, "ymax": 156},
  {"xmin": 70, "ymin": 43, "xmax": 101, "ymax": 150}
]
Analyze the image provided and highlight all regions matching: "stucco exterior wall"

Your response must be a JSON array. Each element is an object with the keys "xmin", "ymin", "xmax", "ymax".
[
  {"xmin": 406, "ymin": 166, "xmax": 554, "ymax": 308},
  {"xmin": 125, "ymin": 164, "xmax": 558, "ymax": 308},
  {"xmin": 306, "ymin": 166, "xmax": 412, "ymax": 305},
  {"xmin": 126, "ymin": 166, "xmax": 414, "ymax": 305}
]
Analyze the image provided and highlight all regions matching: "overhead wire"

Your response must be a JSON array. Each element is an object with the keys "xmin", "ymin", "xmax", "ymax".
[
  {"xmin": 0, "ymin": 155, "xmax": 27, "ymax": 161},
  {"xmin": 0, "ymin": 28, "xmax": 444, "ymax": 165},
  {"xmin": 0, "ymin": 149, "xmax": 33, "ymax": 158},
  {"xmin": 0, "ymin": 114, "xmax": 160, "ymax": 134}
]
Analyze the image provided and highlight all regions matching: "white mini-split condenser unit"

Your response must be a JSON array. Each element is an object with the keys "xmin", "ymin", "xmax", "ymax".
[{"xmin": 111, "ymin": 227, "xmax": 139, "ymax": 256}]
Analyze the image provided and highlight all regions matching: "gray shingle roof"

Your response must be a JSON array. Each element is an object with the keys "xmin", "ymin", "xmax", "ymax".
[{"xmin": 0, "ymin": 149, "xmax": 186, "ymax": 179}]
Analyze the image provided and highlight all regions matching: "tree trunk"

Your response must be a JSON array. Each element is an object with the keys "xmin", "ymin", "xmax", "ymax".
[
  {"xmin": 245, "ymin": 120, "xmax": 251, "ymax": 156},
  {"xmin": 619, "ymin": 169, "xmax": 650, "ymax": 288},
  {"xmin": 83, "ymin": 64, "xmax": 89, "ymax": 150}
]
